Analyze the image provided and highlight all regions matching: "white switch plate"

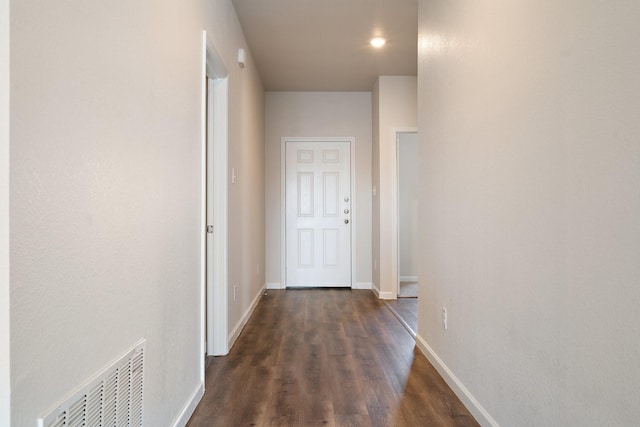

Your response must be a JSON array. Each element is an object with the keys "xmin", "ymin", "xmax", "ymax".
[{"xmin": 442, "ymin": 307, "xmax": 448, "ymax": 330}]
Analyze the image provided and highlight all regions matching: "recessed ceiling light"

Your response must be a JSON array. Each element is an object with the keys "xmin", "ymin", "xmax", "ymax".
[{"xmin": 370, "ymin": 37, "xmax": 386, "ymax": 48}]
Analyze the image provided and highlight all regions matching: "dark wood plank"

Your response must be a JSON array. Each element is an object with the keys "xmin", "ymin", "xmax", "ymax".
[
  {"xmin": 187, "ymin": 289, "xmax": 479, "ymax": 427},
  {"xmin": 384, "ymin": 298, "xmax": 418, "ymax": 337}
]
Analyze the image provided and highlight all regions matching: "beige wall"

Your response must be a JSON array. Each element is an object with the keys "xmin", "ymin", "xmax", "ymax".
[
  {"xmin": 417, "ymin": 0, "xmax": 640, "ymax": 425},
  {"xmin": 372, "ymin": 76, "xmax": 417, "ymax": 298},
  {"xmin": 265, "ymin": 91, "xmax": 372, "ymax": 288},
  {"xmin": 0, "ymin": 0, "xmax": 9, "ymax": 422},
  {"xmin": 8, "ymin": 0, "xmax": 264, "ymax": 425},
  {"xmin": 371, "ymin": 81, "xmax": 381, "ymax": 291},
  {"xmin": 398, "ymin": 132, "xmax": 419, "ymax": 278}
]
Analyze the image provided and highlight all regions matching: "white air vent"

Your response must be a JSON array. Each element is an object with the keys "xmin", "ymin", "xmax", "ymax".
[{"xmin": 39, "ymin": 340, "xmax": 145, "ymax": 427}]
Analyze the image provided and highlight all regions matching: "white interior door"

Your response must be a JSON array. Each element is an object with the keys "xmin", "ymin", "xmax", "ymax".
[
  {"xmin": 203, "ymin": 31, "xmax": 229, "ymax": 357},
  {"xmin": 285, "ymin": 140, "xmax": 352, "ymax": 287}
]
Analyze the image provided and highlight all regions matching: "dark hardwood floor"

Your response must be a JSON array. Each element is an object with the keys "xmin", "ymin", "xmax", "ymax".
[
  {"xmin": 187, "ymin": 289, "xmax": 478, "ymax": 427},
  {"xmin": 384, "ymin": 298, "xmax": 418, "ymax": 337}
]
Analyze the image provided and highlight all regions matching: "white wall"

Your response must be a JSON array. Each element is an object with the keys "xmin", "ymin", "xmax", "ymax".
[
  {"xmin": 371, "ymin": 81, "xmax": 381, "ymax": 291},
  {"xmin": 0, "ymin": 0, "xmax": 10, "ymax": 423},
  {"xmin": 398, "ymin": 132, "xmax": 419, "ymax": 278},
  {"xmin": 371, "ymin": 76, "xmax": 417, "ymax": 298},
  {"xmin": 417, "ymin": 0, "xmax": 640, "ymax": 425},
  {"xmin": 9, "ymin": 0, "xmax": 264, "ymax": 425},
  {"xmin": 264, "ymin": 92, "xmax": 372, "ymax": 288}
]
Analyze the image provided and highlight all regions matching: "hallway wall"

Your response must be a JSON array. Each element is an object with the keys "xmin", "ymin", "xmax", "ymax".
[
  {"xmin": 417, "ymin": 0, "xmax": 640, "ymax": 425},
  {"xmin": 264, "ymin": 91, "xmax": 372, "ymax": 288},
  {"xmin": 8, "ymin": 0, "xmax": 264, "ymax": 425},
  {"xmin": 371, "ymin": 76, "xmax": 417, "ymax": 298},
  {"xmin": 0, "ymin": 0, "xmax": 9, "ymax": 422}
]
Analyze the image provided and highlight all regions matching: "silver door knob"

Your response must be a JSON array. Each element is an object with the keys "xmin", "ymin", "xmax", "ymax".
[
  {"xmin": 344, "ymin": 209, "xmax": 350, "ymax": 214},
  {"xmin": 344, "ymin": 219, "xmax": 349, "ymax": 224},
  {"xmin": 344, "ymin": 196, "xmax": 350, "ymax": 202}
]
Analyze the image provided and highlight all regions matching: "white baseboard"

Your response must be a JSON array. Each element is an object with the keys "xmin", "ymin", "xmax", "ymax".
[
  {"xmin": 353, "ymin": 282, "xmax": 372, "ymax": 290},
  {"xmin": 228, "ymin": 284, "xmax": 265, "ymax": 349},
  {"xmin": 266, "ymin": 282, "xmax": 283, "ymax": 289},
  {"xmin": 371, "ymin": 284, "xmax": 395, "ymax": 300},
  {"xmin": 371, "ymin": 283, "xmax": 380, "ymax": 297},
  {"xmin": 378, "ymin": 291, "xmax": 395, "ymax": 299},
  {"xmin": 171, "ymin": 382, "xmax": 204, "ymax": 427},
  {"xmin": 415, "ymin": 334, "xmax": 499, "ymax": 427},
  {"xmin": 400, "ymin": 275, "xmax": 418, "ymax": 282}
]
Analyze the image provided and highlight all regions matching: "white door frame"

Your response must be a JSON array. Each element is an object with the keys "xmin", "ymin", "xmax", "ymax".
[
  {"xmin": 391, "ymin": 128, "xmax": 418, "ymax": 297},
  {"xmin": 201, "ymin": 31, "xmax": 229, "ymax": 363},
  {"xmin": 280, "ymin": 137, "xmax": 356, "ymax": 289}
]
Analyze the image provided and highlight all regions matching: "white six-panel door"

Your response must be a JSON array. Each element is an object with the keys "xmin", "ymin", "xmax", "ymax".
[{"xmin": 285, "ymin": 140, "xmax": 352, "ymax": 287}]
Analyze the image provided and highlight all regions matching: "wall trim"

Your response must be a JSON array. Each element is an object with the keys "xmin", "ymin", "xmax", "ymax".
[
  {"xmin": 171, "ymin": 382, "xmax": 204, "ymax": 427},
  {"xmin": 400, "ymin": 276, "xmax": 418, "ymax": 282},
  {"xmin": 371, "ymin": 282, "xmax": 380, "ymax": 297},
  {"xmin": 378, "ymin": 291, "xmax": 395, "ymax": 300},
  {"xmin": 228, "ymin": 284, "xmax": 265, "ymax": 349},
  {"xmin": 353, "ymin": 282, "xmax": 372, "ymax": 290},
  {"xmin": 266, "ymin": 282, "xmax": 284, "ymax": 290},
  {"xmin": 372, "ymin": 285, "xmax": 395, "ymax": 300},
  {"xmin": 415, "ymin": 334, "xmax": 499, "ymax": 427}
]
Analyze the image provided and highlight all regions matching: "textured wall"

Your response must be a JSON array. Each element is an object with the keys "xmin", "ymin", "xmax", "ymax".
[
  {"xmin": 9, "ymin": 0, "xmax": 264, "ymax": 425},
  {"xmin": 0, "ymin": 0, "xmax": 10, "ymax": 422},
  {"xmin": 264, "ymin": 91, "xmax": 372, "ymax": 288},
  {"xmin": 417, "ymin": 0, "xmax": 640, "ymax": 425}
]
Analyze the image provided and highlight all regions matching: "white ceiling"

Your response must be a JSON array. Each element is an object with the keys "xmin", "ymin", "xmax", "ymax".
[{"xmin": 232, "ymin": 0, "xmax": 418, "ymax": 91}]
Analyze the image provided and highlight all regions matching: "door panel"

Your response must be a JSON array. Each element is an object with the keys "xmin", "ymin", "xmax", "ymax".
[
  {"xmin": 285, "ymin": 140, "xmax": 351, "ymax": 287},
  {"xmin": 297, "ymin": 172, "xmax": 314, "ymax": 216}
]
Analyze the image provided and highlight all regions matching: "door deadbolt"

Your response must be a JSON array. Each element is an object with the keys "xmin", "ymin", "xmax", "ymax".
[
  {"xmin": 344, "ymin": 208, "xmax": 350, "ymax": 214},
  {"xmin": 344, "ymin": 219, "xmax": 349, "ymax": 224}
]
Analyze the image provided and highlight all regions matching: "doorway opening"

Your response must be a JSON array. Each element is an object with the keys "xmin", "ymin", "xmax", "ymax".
[
  {"xmin": 385, "ymin": 129, "xmax": 419, "ymax": 337},
  {"xmin": 201, "ymin": 32, "xmax": 229, "ymax": 368},
  {"xmin": 396, "ymin": 131, "xmax": 419, "ymax": 299}
]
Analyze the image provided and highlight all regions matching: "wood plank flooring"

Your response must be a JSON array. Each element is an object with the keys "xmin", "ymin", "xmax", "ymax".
[
  {"xmin": 384, "ymin": 298, "xmax": 418, "ymax": 337},
  {"xmin": 187, "ymin": 289, "xmax": 478, "ymax": 427},
  {"xmin": 398, "ymin": 282, "xmax": 418, "ymax": 298}
]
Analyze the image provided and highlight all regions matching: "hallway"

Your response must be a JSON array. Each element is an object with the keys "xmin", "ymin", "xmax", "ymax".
[{"xmin": 187, "ymin": 290, "xmax": 478, "ymax": 426}]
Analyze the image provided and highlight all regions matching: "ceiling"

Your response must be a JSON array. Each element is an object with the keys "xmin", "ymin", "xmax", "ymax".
[{"xmin": 231, "ymin": 0, "xmax": 418, "ymax": 92}]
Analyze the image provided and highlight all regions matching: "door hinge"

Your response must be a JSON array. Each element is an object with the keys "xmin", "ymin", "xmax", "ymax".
[{"xmin": 207, "ymin": 225, "xmax": 214, "ymax": 234}]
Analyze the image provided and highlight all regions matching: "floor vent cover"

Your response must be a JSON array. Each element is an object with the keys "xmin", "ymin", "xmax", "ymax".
[{"xmin": 39, "ymin": 340, "xmax": 145, "ymax": 427}]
